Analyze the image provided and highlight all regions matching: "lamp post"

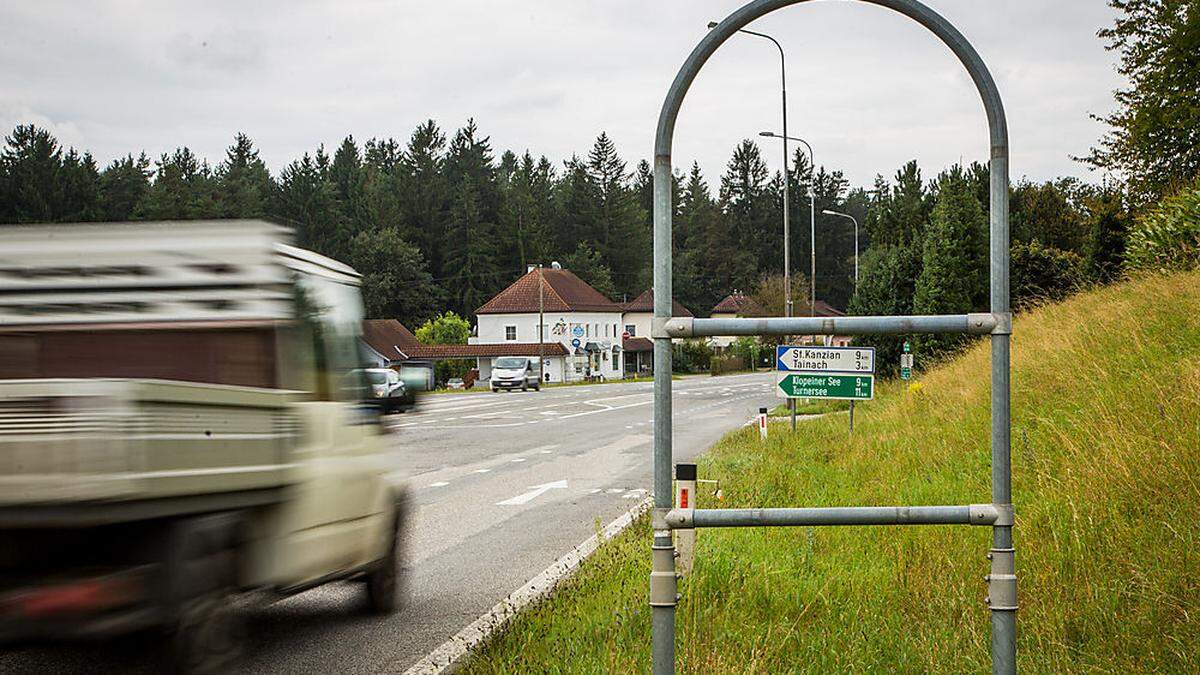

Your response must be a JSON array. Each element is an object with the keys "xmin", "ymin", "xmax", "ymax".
[
  {"xmin": 759, "ymin": 131, "xmax": 815, "ymax": 324},
  {"xmin": 708, "ymin": 21, "xmax": 792, "ymax": 320},
  {"xmin": 822, "ymin": 209, "xmax": 860, "ymax": 287}
]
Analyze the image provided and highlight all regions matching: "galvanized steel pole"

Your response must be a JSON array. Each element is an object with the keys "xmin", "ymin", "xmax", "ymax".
[{"xmin": 652, "ymin": 2, "xmax": 1011, "ymax": 673}]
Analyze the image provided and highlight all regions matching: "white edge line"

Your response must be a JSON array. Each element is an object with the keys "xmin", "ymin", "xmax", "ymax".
[{"xmin": 394, "ymin": 495, "xmax": 654, "ymax": 675}]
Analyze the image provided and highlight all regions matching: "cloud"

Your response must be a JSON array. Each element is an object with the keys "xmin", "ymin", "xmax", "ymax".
[{"xmin": 0, "ymin": 0, "xmax": 1123, "ymax": 188}]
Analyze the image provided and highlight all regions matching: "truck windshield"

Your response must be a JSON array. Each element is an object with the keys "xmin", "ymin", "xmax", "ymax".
[
  {"xmin": 494, "ymin": 357, "xmax": 528, "ymax": 369},
  {"xmin": 365, "ymin": 371, "xmax": 388, "ymax": 385}
]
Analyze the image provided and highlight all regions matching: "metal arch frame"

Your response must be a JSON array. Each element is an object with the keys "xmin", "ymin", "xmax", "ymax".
[{"xmin": 649, "ymin": 1, "xmax": 1013, "ymax": 674}]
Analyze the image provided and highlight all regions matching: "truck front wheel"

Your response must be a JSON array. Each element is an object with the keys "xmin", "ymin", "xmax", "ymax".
[{"xmin": 364, "ymin": 503, "xmax": 407, "ymax": 614}]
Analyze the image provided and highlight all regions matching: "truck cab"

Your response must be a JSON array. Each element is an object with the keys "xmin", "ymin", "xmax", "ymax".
[{"xmin": 0, "ymin": 220, "xmax": 410, "ymax": 671}]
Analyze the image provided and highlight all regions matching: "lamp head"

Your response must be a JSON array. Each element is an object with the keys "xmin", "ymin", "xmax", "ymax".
[
  {"xmin": 707, "ymin": 21, "xmax": 719, "ymax": 29},
  {"xmin": 758, "ymin": 131, "xmax": 775, "ymax": 138},
  {"xmin": 822, "ymin": 209, "xmax": 838, "ymax": 215}
]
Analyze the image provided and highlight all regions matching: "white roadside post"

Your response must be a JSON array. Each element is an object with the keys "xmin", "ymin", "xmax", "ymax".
[
  {"xmin": 674, "ymin": 463, "xmax": 697, "ymax": 574},
  {"xmin": 758, "ymin": 407, "xmax": 768, "ymax": 440}
]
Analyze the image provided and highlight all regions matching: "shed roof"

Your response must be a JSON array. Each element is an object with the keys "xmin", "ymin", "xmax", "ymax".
[
  {"xmin": 621, "ymin": 288, "xmax": 693, "ymax": 317},
  {"xmin": 361, "ymin": 319, "xmax": 422, "ymax": 359},
  {"xmin": 711, "ymin": 291, "xmax": 765, "ymax": 316}
]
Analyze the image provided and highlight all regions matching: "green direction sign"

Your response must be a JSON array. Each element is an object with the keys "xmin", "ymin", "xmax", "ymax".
[
  {"xmin": 776, "ymin": 373, "xmax": 874, "ymax": 400},
  {"xmin": 901, "ymin": 366, "xmax": 912, "ymax": 380}
]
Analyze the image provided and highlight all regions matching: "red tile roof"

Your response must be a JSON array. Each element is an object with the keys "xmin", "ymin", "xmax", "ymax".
[
  {"xmin": 711, "ymin": 292, "xmax": 765, "ymax": 316},
  {"xmin": 622, "ymin": 336, "xmax": 654, "ymax": 352},
  {"xmin": 361, "ymin": 319, "xmax": 421, "ymax": 359},
  {"xmin": 621, "ymin": 289, "xmax": 693, "ymax": 317},
  {"xmin": 794, "ymin": 300, "xmax": 846, "ymax": 317},
  {"xmin": 407, "ymin": 342, "xmax": 569, "ymax": 359},
  {"xmin": 476, "ymin": 268, "xmax": 621, "ymax": 315}
]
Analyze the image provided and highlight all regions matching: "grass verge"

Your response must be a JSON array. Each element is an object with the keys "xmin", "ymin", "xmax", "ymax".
[{"xmin": 462, "ymin": 271, "xmax": 1200, "ymax": 673}]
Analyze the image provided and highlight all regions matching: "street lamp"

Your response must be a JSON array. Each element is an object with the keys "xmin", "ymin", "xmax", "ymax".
[
  {"xmin": 822, "ymin": 209, "xmax": 860, "ymax": 287},
  {"xmin": 759, "ymin": 131, "xmax": 815, "ymax": 321},
  {"xmin": 708, "ymin": 21, "xmax": 792, "ymax": 321}
]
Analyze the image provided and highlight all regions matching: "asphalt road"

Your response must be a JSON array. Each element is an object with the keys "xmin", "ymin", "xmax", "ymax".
[{"xmin": 0, "ymin": 372, "xmax": 776, "ymax": 674}]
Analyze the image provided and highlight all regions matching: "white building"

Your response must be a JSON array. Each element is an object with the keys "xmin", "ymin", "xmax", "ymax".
[{"xmin": 472, "ymin": 266, "xmax": 625, "ymax": 383}]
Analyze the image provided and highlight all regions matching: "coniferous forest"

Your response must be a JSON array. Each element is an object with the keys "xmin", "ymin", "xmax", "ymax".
[{"xmin": 0, "ymin": 120, "xmax": 1121, "ymax": 335}]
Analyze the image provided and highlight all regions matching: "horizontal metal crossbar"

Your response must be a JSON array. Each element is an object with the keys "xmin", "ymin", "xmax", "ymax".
[
  {"xmin": 657, "ymin": 313, "xmax": 1002, "ymax": 338},
  {"xmin": 665, "ymin": 504, "xmax": 1005, "ymax": 529}
]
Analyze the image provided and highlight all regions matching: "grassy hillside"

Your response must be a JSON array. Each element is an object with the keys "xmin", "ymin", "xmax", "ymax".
[{"xmin": 463, "ymin": 271, "xmax": 1200, "ymax": 674}]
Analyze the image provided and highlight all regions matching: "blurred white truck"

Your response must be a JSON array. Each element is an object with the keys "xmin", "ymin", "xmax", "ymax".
[{"xmin": 0, "ymin": 220, "xmax": 410, "ymax": 672}]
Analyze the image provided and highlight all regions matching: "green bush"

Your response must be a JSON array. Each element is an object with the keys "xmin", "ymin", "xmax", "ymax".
[
  {"xmin": 1125, "ymin": 178, "xmax": 1200, "ymax": 272},
  {"xmin": 672, "ymin": 339, "xmax": 713, "ymax": 374},
  {"xmin": 1011, "ymin": 240, "xmax": 1089, "ymax": 307}
]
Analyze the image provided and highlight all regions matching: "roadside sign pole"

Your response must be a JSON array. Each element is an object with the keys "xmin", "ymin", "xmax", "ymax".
[
  {"xmin": 651, "ymin": 2, "xmax": 1014, "ymax": 674},
  {"xmin": 848, "ymin": 401, "xmax": 855, "ymax": 434}
]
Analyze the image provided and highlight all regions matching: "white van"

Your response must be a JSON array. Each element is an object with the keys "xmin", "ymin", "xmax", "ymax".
[{"xmin": 490, "ymin": 357, "xmax": 541, "ymax": 392}]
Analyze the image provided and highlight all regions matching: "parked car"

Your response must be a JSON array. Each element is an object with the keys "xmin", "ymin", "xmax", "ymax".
[
  {"xmin": 490, "ymin": 357, "xmax": 541, "ymax": 392},
  {"xmin": 446, "ymin": 377, "xmax": 466, "ymax": 390},
  {"xmin": 356, "ymin": 367, "xmax": 413, "ymax": 412}
]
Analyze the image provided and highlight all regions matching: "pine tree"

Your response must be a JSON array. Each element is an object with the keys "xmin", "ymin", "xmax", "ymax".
[
  {"xmin": 442, "ymin": 176, "xmax": 498, "ymax": 315},
  {"xmin": 329, "ymin": 136, "xmax": 370, "ymax": 245},
  {"xmin": 554, "ymin": 155, "xmax": 599, "ymax": 256},
  {"xmin": 58, "ymin": 149, "xmax": 101, "ymax": 222},
  {"xmin": 586, "ymin": 132, "xmax": 646, "ymax": 295},
  {"xmin": 98, "ymin": 153, "xmax": 152, "ymax": 221},
  {"xmin": 401, "ymin": 120, "xmax": 450, "ymax": 277},
  {"xmin": 913, "ymin": 166, "xmax": 989, "ymax": 356},
  {"xmin": 1, "ymin": 125, "xmax": 64, "ymax": 223},
  {"xmin": 675, "ymin": 163, "xmax": 722, "ymax": 314},
  {"xmin": 362, "ymin": 137, "xmax": 407, "ymax": 243},
  {"xmin": 215, "ymin": 133, "xmax": 274, "ymax": 218},
  {"xmin": 274, "ymin": 150, "xmax": 345, "ymax": 259},
  {"xmin": 718, "ymin": 139, "xmax": 771, "ymax": 290},
  {"xmin": 135, "ymin": 147, "xmax": 218, "ymax": 220}
]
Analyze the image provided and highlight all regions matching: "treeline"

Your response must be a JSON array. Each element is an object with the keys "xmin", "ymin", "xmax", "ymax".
[
  {"xmin": 0, "ymin": 120, "xmax": 873, "ymax": 325},
  {"xmin": 0, "ymin": 122, "xmax": 1117, "ymax": 364}
]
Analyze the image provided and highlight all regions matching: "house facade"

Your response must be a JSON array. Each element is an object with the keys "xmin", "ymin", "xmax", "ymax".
[
  {"xmin": 620, "ymin": 288, "xmax": 693, "ymax": 377},
  {"xmin": 473, "ymin": 266, "xmax": 625, "ymax": 383}
]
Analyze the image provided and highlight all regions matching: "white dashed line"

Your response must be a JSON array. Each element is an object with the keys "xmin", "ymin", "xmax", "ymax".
[
  {"xmin": 474, "ymin": 469, "xmax": 491, "ymax": 474},
  {"xmin": 511, "ymin": 458, "xmax": 527, "ymax": 463},
  {"xmin": 429, "ymin": 481, "xmax": 450, "ymax": 487}
]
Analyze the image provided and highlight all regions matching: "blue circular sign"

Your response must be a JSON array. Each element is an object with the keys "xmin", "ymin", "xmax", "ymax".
[
  {"xmin": 571, "ymin": 338, "xmax": 581, "ymax": 348},
  {"xmin": 572, "ymin": 325, "xmax": 585, "ymax": 337}
]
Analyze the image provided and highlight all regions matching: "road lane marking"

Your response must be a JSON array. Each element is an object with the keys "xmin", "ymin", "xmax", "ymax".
[
  {"xmin": 474, "ymin": 469, "xmax": 491, "ymax": 474},
  {"xmin": 511, "ymin": 458, "xmax": 526, "ymax": 463},
  {"xmin": 496, "ymin": 479, "xmax": 568, "ymax": 506},
  {"xmin": 397, "ymin": 497, "xmax": 653, "ymax": 675},
  {"xmin": 429, "ymin": 481, "xmax": 449, "ymax": 487}
]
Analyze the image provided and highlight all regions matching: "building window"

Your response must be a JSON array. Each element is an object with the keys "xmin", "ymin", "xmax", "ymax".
[
  {"xmin": 505, "ymin": 325, "xmax": 517, "ymax": 341},
  {"xmin": 612, "ymin": 351, "xmax": 619, "ymax": 370},
  {"xmin": 625, "ymin": 324, "xmax": 636, "ymax": 337},
  {"xmin": 585, "ymin": 324, "xmax": 590, "ymax": 337},
  {"xmin": 613, "ymin": 323, "xmax": 618, "ymax": 337}
]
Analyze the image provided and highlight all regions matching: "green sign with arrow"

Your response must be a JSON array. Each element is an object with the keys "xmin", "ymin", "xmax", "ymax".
[{"xmin": 775, "ymin": 373, "xmax": 874, "ymax": 400}]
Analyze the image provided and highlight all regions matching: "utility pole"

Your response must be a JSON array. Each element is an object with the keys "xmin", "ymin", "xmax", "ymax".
[{"xmin": 538, "ymin": 265, "xmax": 545, "ymax": 385}]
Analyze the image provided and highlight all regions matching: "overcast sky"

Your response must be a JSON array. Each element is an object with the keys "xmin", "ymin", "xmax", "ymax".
[{"xmin": 0, "ymin": 1, "xmax": 1122, "ymax": 189}]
